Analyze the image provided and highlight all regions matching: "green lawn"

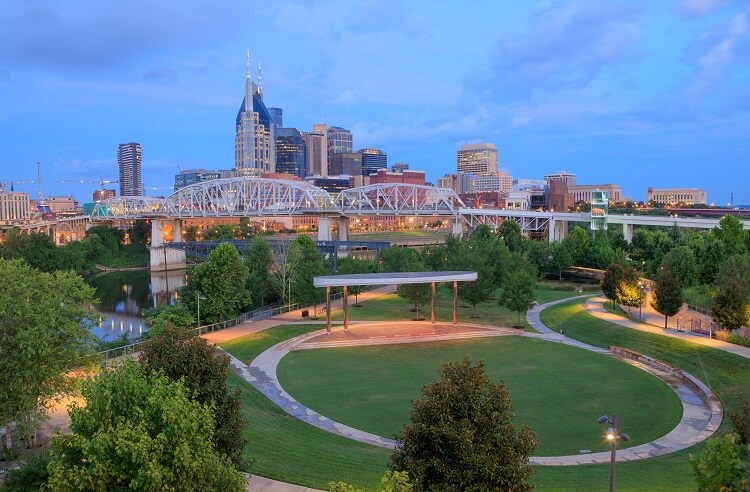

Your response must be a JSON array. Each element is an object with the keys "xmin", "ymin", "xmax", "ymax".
[
  {"xmin": 277, "ymin": 336, "xmax": 681, "ymax": 456},
  {"xmin": 330, "ymin": 287, "xmax": 589, "ymax": 331},
  {"xmin": 218, "ymin": 296, "xmax": 746, "ymax": 491}
]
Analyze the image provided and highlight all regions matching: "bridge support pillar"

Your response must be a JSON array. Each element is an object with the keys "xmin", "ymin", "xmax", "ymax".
[
  {"xmin": 623, "ymin": 223, "xmax": 633, "ymax": 244},
  {"xmin": 549, "ymin": 219, "xmax": 568, "ymax": 243},
  {"xmin": 452, "ymin": 219, "xmax": 466, "ymax": 236},
  {"xmin": 317, "ymin": 216, "xmax": 349, "ymax": 242},
  {"xmin": 150, "ymin": 219, "xmax": 186, "ymax": 272}
]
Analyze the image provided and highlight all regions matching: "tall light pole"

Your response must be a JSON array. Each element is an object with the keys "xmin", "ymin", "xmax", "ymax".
[
  {"xmin": 597, "ymin": 414, "xmax": 630, "ymax": 492},
  {"xmin": 197, "ymin": 293, "xmax": 207, "ymax": 327}
]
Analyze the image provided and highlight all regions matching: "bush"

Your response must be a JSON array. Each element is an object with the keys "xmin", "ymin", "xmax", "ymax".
[
  {"xmin": 715, "ymin": 330, "xmax": 750, "ymax": 348},
  {"xmin": 2, "ymin": 450, "xmax": 50, "ymax": 491},
  {"xmin": 684, "ymin": 284, "xmax": 715, "ymax": 310}
]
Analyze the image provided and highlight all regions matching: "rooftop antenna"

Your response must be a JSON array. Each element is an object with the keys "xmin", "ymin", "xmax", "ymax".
[
  {"xmin": 730, "ymin": 192, "xmax": 734, "ymax": 208},
  {"xmin": 257, "ymin": 62, "xmax": 263, "ymax": 98},
  {"xmin": 246, "ymin": 50, "xmax": 251, "ymax": 79},
  {"xmin": 36, "ymin": 159, "xmax": 45, "ymax": 201}
]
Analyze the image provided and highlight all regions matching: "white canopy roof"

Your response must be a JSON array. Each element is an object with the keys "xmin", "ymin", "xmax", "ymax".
[{"xmin": 313, "ymin": 271, "xmax": 477, "ymax": 287}]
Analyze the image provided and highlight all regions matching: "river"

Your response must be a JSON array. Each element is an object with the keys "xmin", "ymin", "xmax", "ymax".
[{"xmin": 85, "ymin": 269, "xmax": 187, "ymax": 341}]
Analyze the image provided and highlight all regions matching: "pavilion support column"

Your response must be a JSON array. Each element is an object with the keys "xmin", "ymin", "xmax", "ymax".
[
  {"xmin": 343, "ymin": 285, "xmax": 349, "ymax": 332},
  {"xmin": 452, "ymin": 281, "xmax": 458, "ymax": 326},
  {"xmin": 430, "ymin": 282, "xmax": 436, "ymax": 326},
  {"xmin": 326, "ymin": 287, "xmax": 331, "ymax": 334}
]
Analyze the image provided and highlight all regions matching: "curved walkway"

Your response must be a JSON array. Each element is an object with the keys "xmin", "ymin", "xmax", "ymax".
[
  {"xmin": 581, "ymin": 296, "xmax": 750, "ymax": 359},
  {"xmin": 230, "ymin": 299, "xmax": 721, "ymax": 466}
]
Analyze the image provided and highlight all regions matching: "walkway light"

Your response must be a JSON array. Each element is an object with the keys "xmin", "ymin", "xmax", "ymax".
[{"xmin": 597, "ymin": 414, "xmax": 630, "ymax": 492}]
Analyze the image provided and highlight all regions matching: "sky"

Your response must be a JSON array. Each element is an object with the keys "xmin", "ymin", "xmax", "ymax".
[{"xmin": 1, "ymin": 0, "xmax": 748, "ymax": 205}]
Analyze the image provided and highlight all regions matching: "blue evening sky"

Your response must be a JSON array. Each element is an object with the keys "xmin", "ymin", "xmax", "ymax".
[{"xmin": 1, "ymin": 0, "xmax": 748, "ymax": 204}]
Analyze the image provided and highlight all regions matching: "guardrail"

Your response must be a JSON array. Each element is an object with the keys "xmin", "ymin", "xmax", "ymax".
[
  {"xmin": 99, "ymin": 302, "xmax": 298, "ymax": 363},
  {"xmin": 686, "ymin": 303, "xmax": 712, "ymax": 317}
]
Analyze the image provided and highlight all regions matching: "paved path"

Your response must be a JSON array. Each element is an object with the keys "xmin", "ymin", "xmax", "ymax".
[
  {"xmin": 582, "ymin": 296, "xmax": 750, "ymax": 359},
  {"xmin": 231, "ymin": 295, "xmax": 721, "ymax": 466}
]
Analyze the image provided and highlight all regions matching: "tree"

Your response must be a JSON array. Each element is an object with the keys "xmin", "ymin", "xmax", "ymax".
[
  {"xmin": 189, "ymin": 243, "xmax": 250, "ymax": 323},
  {"xmin": 660, "ymin": 245, "xmax": 697, "ymax": 288},
  {"xmin": 380, "ymin": 246, "xmax": 419, "ymax": 273},
  {"xmin": 616, "ymin": 282, "xmax": 642, "ymax": 312},
  {"xmin": 696, "ymin": 234, "xmax": 726, "ymax": 285},
  {"xmin": 144, "ymin": 304, "xmax": 196, "ymax": 337},
  {"xmin": 391, "ymin": 357, "xmax": 537, "ymax": 492},
  {"xmin": 269, "ymin": 240, "xmax": 298, "ymax": 305},
  {"xmin": 337, "ymin": 257, "xmax": 374, "ymax": 305},
  {"xmin": 689, "ymin": 433, "xmax": 748, "ymax": 492},
  {"xmin": 564, "ymin": 226, "xmax": 591, "ymax": 266},
  {"xmin": 715, "ymin": 215, "xmax": 747, "ymax": 256},
  {"xmin": 550, "ymin": 241, "xmax": 574, "ymax": 280},
  {"xmin": 290, "ymin": 235, "xmax": 328, "ymax": 311},
  {"xmin": 711, "ymin": 279, "xmax": 749, "ymax": 331},
  {"xmin": 0, "ymin": 259, "xmax": 98, "ymax": 448},
  {"xmin": 184, "ymin": 225, "xmax": 200, "ymax": 242},
  {"xmin": 127, "ymin": 219, "xmax": 151, "ymax": 250},
  {"xmin": 447, "ymin": 238, "xmax": 495, "ymax": 317},
  {"xmin": 601, "ymin": 262, "xmax": 627, "ymax": 308},
  {"xmin": 139, "ymin": 326, "xmax": 248, "ymax": 466},
  {"xmin": 729, "ymin": 398, "xmax": 750, "ymax": 446},
  {"xmin": 397, "ymin": 259, "xmax": 431, "ymax": 320},
  {"xmin": 46, "ymin": 360, "xmax": 245, "ymax": 491},
  {"xmin": 245, "ymin": 236, "xmax": 274, "ymax": 308},
  {"xmin": 651, "ymin": 270, "xmax": 683, "ymax": 329},
  {"xmin": 498, "ymin": 219, "xmax": 523, "ymax": 252},
  {"xmin": 716, "ymin": 254, "xmax": 750, "ymax": 298},
  {"xmin": 500, "ymin": 270, "xmax": 536, "ymax": 328}
]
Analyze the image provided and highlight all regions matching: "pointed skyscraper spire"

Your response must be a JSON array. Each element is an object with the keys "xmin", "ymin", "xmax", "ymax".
[
  {"xmin": 246, "ymin": 50, "xmax": 251, "ymax": 79},
  {"xmin": 257, "ymin": 62, "xmax": 263, "ymax": 98}
]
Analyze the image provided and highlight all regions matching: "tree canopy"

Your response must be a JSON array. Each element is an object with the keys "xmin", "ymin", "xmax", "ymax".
[
  {"xmin": 391, "ymin": 357, "xmax": 537, "ymax": 491},
  {"xmin": 46, "ymin": 360, "xmax": 245, "ymax": 491},
  {"xmin": 651, "ymin": 269, "xmax": 683, "ymax": 328},
  {"xmin": 500, "ymin": 269, "xmax": 536, "ymax": 328},
  {"xmin": 188, "ymin": 243, "xmax": 250, "ymax": 323}
]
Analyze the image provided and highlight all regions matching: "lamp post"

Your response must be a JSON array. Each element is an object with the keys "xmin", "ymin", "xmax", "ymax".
[
  {"xmin": 597, "ymin": 414, "xmax": 630, "ymax": 492},
  {"xmin": 196, "ymin": 293, "xmax": 207, "ymax": 327},
  {"xmin": 638, "ymin": 282, "xmax": 645, "ymax": 320}
]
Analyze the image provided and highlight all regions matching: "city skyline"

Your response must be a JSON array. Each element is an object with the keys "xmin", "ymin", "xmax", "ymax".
[{"xmin": 1, "ymin": 1, "xmax": 748, "ymax": 204}]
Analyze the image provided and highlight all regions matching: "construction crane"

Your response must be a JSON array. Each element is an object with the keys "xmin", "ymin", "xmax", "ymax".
[
  {"xmin": 57, "ymin": 175, "xmax": 119, "ymax": 187},
  {"xmin": 13, "ymin": 161, "xmax": 47, "ymax": 202}
]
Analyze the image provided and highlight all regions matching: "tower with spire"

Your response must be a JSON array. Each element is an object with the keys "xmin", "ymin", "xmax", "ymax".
[{"xmin": 234, "ymin": 51, "xmax": 275, "ymax": 177}]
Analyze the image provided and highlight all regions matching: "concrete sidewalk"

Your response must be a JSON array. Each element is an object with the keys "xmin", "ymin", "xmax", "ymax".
[{"xmin": 584, "ymin": 296, "xmax": 750, "ymax": 359}]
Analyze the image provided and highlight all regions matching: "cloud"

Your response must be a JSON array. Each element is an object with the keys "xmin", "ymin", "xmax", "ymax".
[
  {"xmin": 688, "ymin": 12, "xmax": 748, "ymax": 97},
  {"xmin": 675, "ymin": 0, "xmax": 729, "ymax": 17},
  {"xmin": 478, "ymin": 1, "xmax": 642, "ymax": 101}
]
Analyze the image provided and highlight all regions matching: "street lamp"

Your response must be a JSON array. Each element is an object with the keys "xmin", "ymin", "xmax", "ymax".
[
  {"xmin": 597, "ymin": 414, "xmax": 631, "ymax": 492},
  {"xmin": 638, "ymin": 282, "xmax": 645, "ymax": 320},
  {"xmin": 196, "ymin": 293, "xmax": 207, "ymax": 327}
]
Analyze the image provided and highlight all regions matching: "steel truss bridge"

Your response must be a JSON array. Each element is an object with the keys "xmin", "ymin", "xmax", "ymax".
[{"xmin": 42, "ymin": 177, "xmax": 749, "ymax": 239}]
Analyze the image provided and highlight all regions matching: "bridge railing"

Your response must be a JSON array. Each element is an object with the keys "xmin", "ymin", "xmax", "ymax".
[{"xmin": 99, "ymin": 302, "xmax": 298, "ymax": 364}]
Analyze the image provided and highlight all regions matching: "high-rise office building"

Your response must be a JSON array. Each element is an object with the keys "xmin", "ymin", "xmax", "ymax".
[
  {"xmin": 457, "ymin": 143, "xmax": 498, "ymax": 175},
  {"xmin": 301, "ymin": 123, "xmax": 327, "ymax": 176},
  {"xmin": 544, "ymin": 171, "xmax": 577, "ymax": 188},
  {"xmin": 174, "ymin": 169, "xmax": 221, "ymax": 191},
  {"xmin": 268, "ymin": 107, "xmax": 283, "ymax": 129},
  {"xmin": 235, "ymin": 53, "xmax": 275, "ymax": 176},
  {"xmin": 275, "ymin": 128, "xmax": 307, "ymax": 178},
  {"xmin": 358, "ymin": 148, "xmax": 387, "ymax": 176},
  {"xmin": 391, "ymin": 162, "xmax": 409, "ymax": 173},
  {"xmin": 328, "ymin": 152, "xmax": 362, "ymax": 176},
  {"xmin": 327, "ymin": 126, "xmax": 353, "ymax": 159},
  {"xmin": 118, "ymin": 142, "xmax": 142, "ymax": 196},
  {"xmin": 93, "ymin": 189, "xmax": 116, "ymax": 202}
]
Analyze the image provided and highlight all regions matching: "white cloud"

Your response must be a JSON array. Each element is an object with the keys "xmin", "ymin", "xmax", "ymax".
[{"xmin": 675, "ymin": 0, "xmax": 729, "ymax": 17}]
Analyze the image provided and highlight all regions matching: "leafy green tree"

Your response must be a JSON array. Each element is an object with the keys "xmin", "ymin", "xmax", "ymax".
[
  {"xmin": 127, "ymin": 219, "xmax": 151, "ymax": 250},
  {"xmin": 290, "ymin": 235, "xmax": 328, "ymax": 311},
  {"xmin": 328, "ymin": 471, "xmax": 412, "ymax": 492},
  {"xmin": 144, "ymin": 304, "xmax": 196, "ymax": 337},
  {"xmin": 447, "ymin": 238, "xmax": 495, "ymax": 317},
  {"xmin": 564, "ymin": 226, "xmax": 591, "ymax": 266},
  {"xmin": 617, "ymin": 282, "xmax": 642, "ymax": 312},
  {"xmin": 203, "ymin": 224, "xmax": 239, "ymax": 240},
  {"xmin": 696, "ymin": 234, "xmax": 727, "ymax": 285},
  {"xmin": 139, "ymin": 326, "xmax": 248, "ymax": 467},
  {"xmin": 550, "ymin": 240, "xmax": 574, "ymax": 280},
  {"xmin": 0, "ymin": 259, "xmax": 98, "ymax": 448},
  {"xmin": 85, "ymin": 225, "xmax": 123, "ymax": 257},
  {"xmin": 711, "ymin": 279, "xmax": 749, "ymax": 331},
  {"xmin": 521, "ymin": 239, "xmax": 552, "ymax": 278},
  {"xmin": 651, "ymin": 269, "xmax": 683, "ymax": 328},
  {"xmin": 184, "ymin": 225, "xmax": 200, "ymax": 242},
  {"xmin": 189, "ymin": 243, "xmax": 250, "ymax": 323},
  {"xmin": 498, "ymin": 219, "xmax": 523, "ymax": 252},
  {"xmin": 500, "ymin": 270, "xmax": 536, "ymax": 328},
  {"xmin": 715, "ymin": 215, "xmax": 747, "ymax": 256},
  {"xmin": 689, "ymin": 433, "xmax": 748, "ymax": 492},
  {"xmin": 337, "ymin": 257, "xmax": 374, "ymax": 305},
  {"xmin": 716, "ymin": 254, "xmax": 750, "ymax": 298},
  {"xmin": 660, "ymin": 245, "xmax": 697, "ymax": 288},
  {"xmin": 46, "ymin": 360, "xmax": 245, "ymax": 491},
  {"xmin": 601, "ymin": 262, "xmax": 627, "ymax": 308},
  {"xmin": 380, "ymin": 246, "xmax": 419, "ymax": 273},
  {"xmin": 391, "ymin": 357, "xmax": 537, "ymax": 492},
  {"xmin": 245, "ymin": 236, "xmax": 275, "ymax": 308}
]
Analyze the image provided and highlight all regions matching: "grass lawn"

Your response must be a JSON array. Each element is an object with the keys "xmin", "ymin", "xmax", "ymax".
[
  {"xmin": 330, "ymin": 287, "xmax": 591, "ymax": 331},
  {"xmin": 222, "ymin": 325, "xmax": 390, "ymax": 490},
  {"xmin": 534, "ymin": 299, "xmax": 750, "ymax": 491},
  {"xmin": 277, "ymin": 336, "xmax": 681, "ymax": 456}
]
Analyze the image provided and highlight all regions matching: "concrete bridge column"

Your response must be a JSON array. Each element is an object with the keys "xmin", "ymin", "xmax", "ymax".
[
  {"xmin": 317, "ymin": 217, "xmax": 333, "ymax": 241},
  {"xmin": 452, "ymin": 219, "xmax": 466, "ymax": 236},
  {"xmin": 549, "ymin": 219, "xmax": 568, "ymax": 243},
  {"xmin": 335, "ymin": 217, "xmax": 349, "ymax": 242},
  {"xmin": 317, "ymin": 217, "xmax": 349, "ymax": 241},
  {"xmin": 623, "ymin": 223, "xmax": 633, "ymax": 244},
  {"xmin": 150, "ymin": 219, "xmax": 186, "ymax": 272}
]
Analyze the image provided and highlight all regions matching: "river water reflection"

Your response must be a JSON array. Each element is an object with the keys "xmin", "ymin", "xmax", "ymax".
[{"xmin": 85, "ymin": 269, "xmax": 186, "ymax": 340}]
